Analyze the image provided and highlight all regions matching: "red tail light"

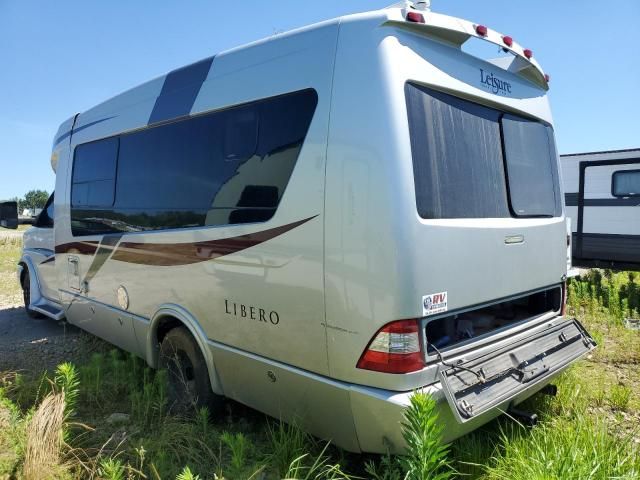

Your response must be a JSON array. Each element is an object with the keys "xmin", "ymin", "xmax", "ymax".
[
  {"xmin": 475, "ymin": 25, "xmax": 488, "ymax": 37},
  {"xmin": 406, "ymin": 12, "xmax": 425, "ymax": 23},
  {"xmin": 524, "ymin": 49, "xmax": 533, "ymax": 59},
  {"xmin": 561, "ymin": 282, "xmax": 567, "ymax": 316},
  {"xmin": 357, "ymin": 319, "xmax": 424, "ymax": 374}
]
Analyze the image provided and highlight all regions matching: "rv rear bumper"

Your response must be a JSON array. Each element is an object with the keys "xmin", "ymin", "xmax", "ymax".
[
  {"xmin": 349, "ymin": 366, "xmax": 562, "ymax": 453},
  {"xmin": 349, "ymin": 318, "xmax": 595, "ymax": 453},
  {"xmin": 209, "ymin": 318, "xmax": 594, "ymax": 454}
]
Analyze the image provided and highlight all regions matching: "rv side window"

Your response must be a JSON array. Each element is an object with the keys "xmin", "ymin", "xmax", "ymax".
[
  {"xmin": 405, "ymin": 83, "xmax": 510, "ymax": 219},
  {"xmin": 612, "ymin": 169, "xmax": 640, "ymax": 197},
  {"xmin": 501, "ymin": 116, "xmax": 561, "ymax": 217},
  {"xmin": 70, "ymin": 89, "xmax": 317, "ymax": 236},
  {"xmin": 71, "ymin": 138, "xmax": 118, "ymax": 208},
  {"xmin": 35, "ymin": 193, "xmax": 54, "ymax": 228}
]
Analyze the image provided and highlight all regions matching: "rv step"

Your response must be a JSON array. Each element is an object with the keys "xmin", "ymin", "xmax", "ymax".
[{"xmin": 31, "ymin": 300, "xmax": 65, "ymax": 321}]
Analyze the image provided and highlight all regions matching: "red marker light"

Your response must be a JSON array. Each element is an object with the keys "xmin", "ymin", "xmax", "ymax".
[
  {"xmin": 502, "ymin": 35, "xmax": 513, "ymax": 47},
  {"xmin": 475, "ymin": 24, "xmax": 488, "ymax": 36},
  {"xmin": 545, "ymin": 73, "xmax": 551, "ymax": 83},
  {"xmin": 524, "ymin": 49, "xmax": 533, "ymax": 59},
  {"xmin": 406, "ymin": 12, "xmax": 425, "ymax": 23}
]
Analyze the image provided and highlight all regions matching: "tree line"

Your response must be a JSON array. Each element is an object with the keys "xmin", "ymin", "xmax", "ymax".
[{"xmin": 7, "ymin": 189, "xmax": 49, "ymax": 215}]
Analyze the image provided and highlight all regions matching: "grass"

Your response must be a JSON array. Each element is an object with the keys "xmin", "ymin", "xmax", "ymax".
[
  {"xmin": 0, "ymin": 235, "xmax": 22, "ymax": 305},
  {"xmin": 0, "ymin": 237, "xmax": 639, "ymax": 478}
]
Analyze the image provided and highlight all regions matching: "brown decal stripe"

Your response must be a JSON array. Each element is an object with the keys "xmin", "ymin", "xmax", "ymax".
[
  {"xmin": 111, "ymin": 215, "xmax": 318, "ymax": 266},
  {"xmin": 55, "ymin": 241, "xmax": 100, "ymax": 255}
]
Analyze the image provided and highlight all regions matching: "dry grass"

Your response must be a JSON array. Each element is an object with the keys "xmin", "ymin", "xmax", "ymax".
[
  {"xmin": 23, "ymin": 391, "xmax": 67, "ymax": 480},
  {"xmin": 0, "ymin": 236, "xmax": 22, "ymax": 305}
]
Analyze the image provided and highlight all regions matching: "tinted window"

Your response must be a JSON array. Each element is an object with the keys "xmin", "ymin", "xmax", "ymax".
[
  {"xmin": 71, "ymin": 89, "xmax": 317, "ymax": 236},
  {"xmin": 502, "ymin": 115, "xmax": 561, "ymax": 217},
  {"xmin": 406, "ymin": 83, "xmax": 510, "ymax": 218},
  {"xmin": 406, "ymin": 83, "xmax": 561, "ymax": 219},
  {"xmin": 612, "ymin": 169, "xmax": 640, "ymax": 197},
  {"xmin": 36, "ymin": 193, "xmax": 54, "ymax": 228},
  {"xmin": 72, "ymin": 138, "xmax": 118, "ymax": 207}
]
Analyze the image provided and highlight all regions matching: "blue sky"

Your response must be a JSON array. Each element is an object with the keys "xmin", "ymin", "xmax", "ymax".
[{"xmin": 1, "ymin": 0, "xmax": 638, "ymax": 199}]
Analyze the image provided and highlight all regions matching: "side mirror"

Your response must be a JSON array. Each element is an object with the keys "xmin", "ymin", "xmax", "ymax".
[{"xmin": 0, "ymin": 201, "xmax": 19, "ymax": 229}]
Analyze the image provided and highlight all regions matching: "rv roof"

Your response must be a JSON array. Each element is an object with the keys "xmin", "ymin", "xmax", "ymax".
[{"xmin": 561, "ymin": 148, "xmax": 640, "ymax": 158}]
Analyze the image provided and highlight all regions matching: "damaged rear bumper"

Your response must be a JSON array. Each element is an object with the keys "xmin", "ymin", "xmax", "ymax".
[
  {"xmin": 349, "ymin": 317, "xmax": 595, "ymax": 453},
  {"xmin": 440, "ymin": 318, "xmax": 595, "ymax": 422}
]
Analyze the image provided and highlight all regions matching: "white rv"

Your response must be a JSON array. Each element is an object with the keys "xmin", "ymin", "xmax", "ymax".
[
  {"xmin": 561, "ymin": 148, "xmax": 640, "ymax": 270},
  {"xmin": 18, "ymin": 2, "xmax": 594, "ymax": 453}
]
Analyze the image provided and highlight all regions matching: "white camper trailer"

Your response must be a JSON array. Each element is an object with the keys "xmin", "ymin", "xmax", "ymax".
[
  {"xmin": 561, "ymin": 148, "xmax": 640, "ymax": 270},
  {"xmin": 18, "ymin": 2, "xmax": 594, "ymax": 453}
]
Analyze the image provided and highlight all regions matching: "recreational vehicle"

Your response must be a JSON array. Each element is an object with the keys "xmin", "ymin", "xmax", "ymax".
[
  {"xmin": 561, "ymin": 148, "xmax": 640, "ymax": 271},
  {"xmin": 18, "ymin": 2, "xmax": 595, "ymax": 453}
]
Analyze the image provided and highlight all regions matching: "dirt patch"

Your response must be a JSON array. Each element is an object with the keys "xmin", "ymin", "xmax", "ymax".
[{"xmin": 0, "ymin": 302, "xmax": 108, "ymax": 374}]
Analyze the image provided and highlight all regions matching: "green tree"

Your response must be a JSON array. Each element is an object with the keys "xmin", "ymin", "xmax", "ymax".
[{"xmin": 22, "ymin": 189, "xmax": 49, "ymax": 212}]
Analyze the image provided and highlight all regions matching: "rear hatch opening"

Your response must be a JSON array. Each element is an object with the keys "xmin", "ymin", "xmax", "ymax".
[
  {"xmin": 425, "ymin": 285, "xmax": 563, "ymax": 354},
  {"xmin": 439, "ymin": 318, "xmax": 595, "ymax": 422}
]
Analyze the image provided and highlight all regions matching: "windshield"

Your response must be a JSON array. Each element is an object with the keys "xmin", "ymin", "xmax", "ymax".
[{"xmin": 406, "ymin": 83, "xmax": 561, "ymax": 219}]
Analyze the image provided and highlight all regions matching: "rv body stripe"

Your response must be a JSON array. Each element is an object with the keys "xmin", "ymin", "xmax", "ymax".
[
  {"xmin": 55, "ymin": 216, "xmax": 317, "ymax": 269},
  {"xmin": 111, "ymin": 216, "xmax": 318, "ymax": 266},
  {"xmin": 148, "ymin": 56, "xmax": 215, "ymax": 125},
  {"xmin": 83, "ymin": 234, "xmax": 123, "ymax": 284},
  {"xmin": 55, "ymin": 241, "xmax": 100, "ymax": 255},
  {"xmin": 565, "ymin": 193, "xmax": 640, "ymax": 207}
]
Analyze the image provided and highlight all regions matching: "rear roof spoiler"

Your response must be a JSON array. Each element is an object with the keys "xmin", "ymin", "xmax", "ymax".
[{"xmin": 383, "ymin": 4, "xmax": 549, "ymax": 90}]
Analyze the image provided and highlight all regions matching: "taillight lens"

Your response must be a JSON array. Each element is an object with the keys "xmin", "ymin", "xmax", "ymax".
[
  {"xmin": 406, "ymin": 12, "xmax": 425, "ymax": 23},
  {"xmin": 475, "ymin": 24, "xmax": 488, "ymax": 36},
  {"xmin": 357, "ymin": 319, "xmax": 424, "ymax": 374}
]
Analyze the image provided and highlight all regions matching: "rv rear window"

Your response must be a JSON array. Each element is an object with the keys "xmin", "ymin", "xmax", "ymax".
[
  {"xmin": 405, "ymin": 84, "xmax": 510, "ymax": 219},
  {"xmin": 405, "ymin": 83, "xmax": 561, "ymax": 219},
  {"xmin": 502, "ymin": 115, "xmax": 561, "ymax": 217},
  {"xmin": 612, "ymin": 169, "xmax": 640, "ymax": 197}
]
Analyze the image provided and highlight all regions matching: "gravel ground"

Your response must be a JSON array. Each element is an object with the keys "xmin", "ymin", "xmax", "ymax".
[{"xmin": 0, "ymin": 301, "xmax": 106, "ymax": 373}]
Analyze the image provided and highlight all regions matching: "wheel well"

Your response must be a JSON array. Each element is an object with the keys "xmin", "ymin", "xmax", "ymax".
[
  {"xmin": 18, "ymin": 262, "xmax": 27, "ymax": 286},
  {"xmin": 155, "ymin": 316, "xmax": 186, "ymax": 345}
]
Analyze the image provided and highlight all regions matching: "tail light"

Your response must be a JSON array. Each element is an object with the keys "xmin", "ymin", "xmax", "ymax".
[
  {"xmin": 357, "ymin": 319, "xmax": 424, "ymax": 374},
  {"xmin": 561, "ymin": 282, "xmax": 567, "ymax": 316},
  {"xmin": 406, "ymin": 12, "xmax": 425, "ymax": 23},
  {"xmin": 475, "ymin": 24, "xmax": 488, "ymax": 37}
]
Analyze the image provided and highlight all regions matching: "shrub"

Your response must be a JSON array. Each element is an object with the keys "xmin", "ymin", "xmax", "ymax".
[{"xmin": 401, "ymin": 392, "xmax": 452, "ymax": 480}]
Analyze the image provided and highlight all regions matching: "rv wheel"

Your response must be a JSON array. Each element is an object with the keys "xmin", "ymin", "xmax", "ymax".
[
  {"xmin": 159, "ymin": 326, "xmax": 222, "ymax": 413},
  {"xmin": 21, "ymin": 269, "xmax": 43, "ymax": 319}
]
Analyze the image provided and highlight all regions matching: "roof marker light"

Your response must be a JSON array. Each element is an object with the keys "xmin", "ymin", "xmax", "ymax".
[
  {"xmin": 406, "ymin": 12, "xmax": 425, "ymax": 23},
  {"xmin": 475, "ymin": 24, "xmax": 488, "ymax": 37},
  {"xmin": 502, "ymin": 36, "xmax": 513, "ymax": 47},
  {"xmin": 545, "ymin": 74, "xmax": 551, "ymax": 83},
  {"xmin": 524, "ymin": 49, "xmax": 533, "ymax": 59}
]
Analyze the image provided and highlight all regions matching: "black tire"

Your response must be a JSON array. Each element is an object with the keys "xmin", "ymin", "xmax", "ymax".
[
  {"xmin": 158, "ymin": 326, "xmax": 223, "ymax": 413},
  {"xmin": 21, "ymin": 268, "xmax": 43, "ymax": 319}
]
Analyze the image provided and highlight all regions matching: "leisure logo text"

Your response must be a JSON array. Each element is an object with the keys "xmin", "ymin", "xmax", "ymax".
[{"xmin": 480, "ymin": 69, "xmax": 512, "ymax": 95}]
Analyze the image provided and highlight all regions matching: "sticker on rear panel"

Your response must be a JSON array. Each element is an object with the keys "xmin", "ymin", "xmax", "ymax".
[{"xmin": 422, "ymin": 292, "xmax": 448, "ymax": 317}]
